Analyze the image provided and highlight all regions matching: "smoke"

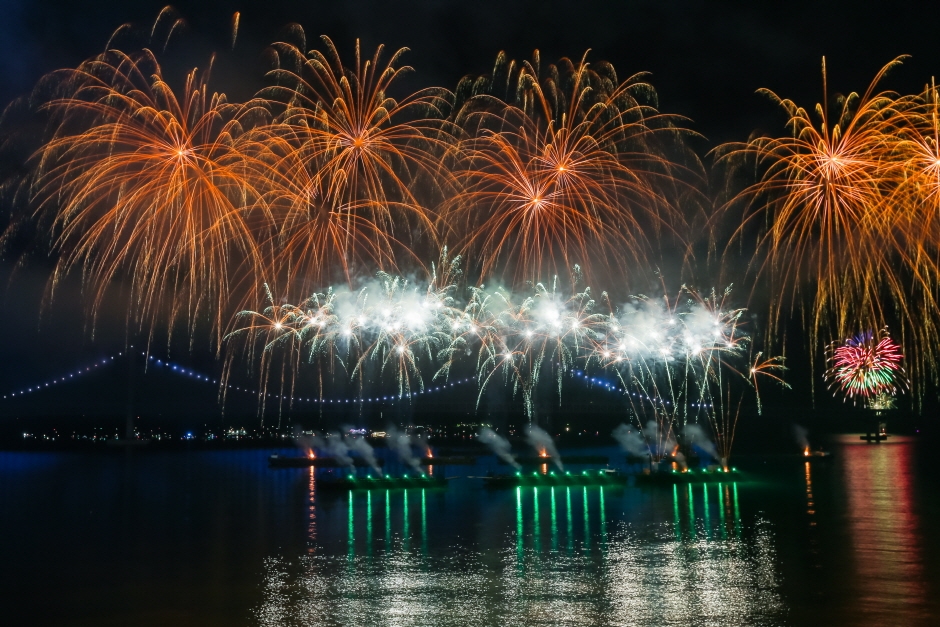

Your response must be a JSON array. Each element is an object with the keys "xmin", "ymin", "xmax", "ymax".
[
  {"xmin": 388, "ymin": 425, "xmax": 422, "ymax": 472},
  {"xmin": 793, "ymin": 424, "xmax": 809, "ymax": 451},
  {"xmin": 343, "ymin": 430, "xmax": 382, "ymax": 475},
  {"xmin": 643, "ymin": 420, "xmax": 685, "ymax": 468},
  {"xmin": 642, "ymin": 420, "xmax": 677, "ymax": 456},
  {"xmin": 525, "ymin": 425, "xmax": 563, "ymax": 471},
  {"xmin": 683, "ymin": 424, "xmax": 718, "ymax": 462},
  {"xmin": 478, "ymin": 427, "xmax": 519, "ymax": 469},
  {"xmin": 612, "ymin": 423, "xmax": 648, "ymax": 457},
  {"xmin": 309, "ymin": 432, "xmax": 353, "ymax": 468}
]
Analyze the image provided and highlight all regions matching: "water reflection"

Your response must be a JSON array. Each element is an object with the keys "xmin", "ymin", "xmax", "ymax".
[
  {"xmin": 13, "ymin": 445, "xmax": 936, "ymax": 625},
  {"xmin": 256, "ymin": 481, "xmax": 784, "ymax": 626},
  {"xmin": 843, "ymin": 440, "xmax": 927, "ymax": 623},
  {"xmin": 307, "ymin": 468, "xmax": 316, "ymax": 552}
]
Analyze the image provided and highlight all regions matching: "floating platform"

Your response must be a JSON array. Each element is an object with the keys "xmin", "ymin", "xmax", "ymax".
[
  {"xmin": 268, "ymin": 454, "xmax": 385, "ymax": 468},
  {"xmin": 558, "ymin": 454, "xmax": 609, "ymax": 464},
  {"xmin": 513, "ymin": 454, "xmax": 609, "ymax": 466},
  {"xmin": 318, "ymin": 474, "xmax": 448, "ymax": 491},
  {"xmin": 483, "ymin": 469, "xmax": 627, "ymax": 489},
  {"xmin": 860, "ymin": 433, "xmax": 889, "ymax": 443},
  {"xmin": 635, "ymin": 468, "xmax": 742, "ymax": 486},
  {"xmin": 421, "ymin": 455, "xmax": 477, "ymax": 465}
]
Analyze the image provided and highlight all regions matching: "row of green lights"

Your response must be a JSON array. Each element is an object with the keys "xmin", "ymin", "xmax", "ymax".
[
  {"xmin": 347, "ymin": 473, "xmax": 433, "ymax": 480},
  {"xmin": 515, "ymin": 470, "xmax": 608, "ymax": 477}
]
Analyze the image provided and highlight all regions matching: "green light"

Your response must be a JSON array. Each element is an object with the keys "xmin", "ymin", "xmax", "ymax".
[
  {"xmin": 550, "ymin": 471, "xmax": 555, "ymax": 476},
  {"xmin": 598, "ymin": 470, "xmax": 604, "ymax": 475},
  {"xmin": 565, "ymin": 471, "xmax": 570, "ymax": 475},
  {"xmin": 516, "ymin": 472, "xmax": 521, "ymax": 477},
  {"xmin": 348, "ymin": 492, "xmax": 354, "ymax": 559},
  {"xmin": 533, "ymin": 471, "xmax": 538, "ymax": 476},
  {"xmin": 732, "ymin": 467, "xmax": 737, "ymax": 472},
  {"xmin": 582, "ymin": 470, "xmax": 588, "ymax": 475}
]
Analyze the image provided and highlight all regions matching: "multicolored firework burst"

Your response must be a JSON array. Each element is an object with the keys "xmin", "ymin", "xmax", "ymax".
[{"xmin": 825, "ymin": 329, "xmax": 909, "ymax": 403}]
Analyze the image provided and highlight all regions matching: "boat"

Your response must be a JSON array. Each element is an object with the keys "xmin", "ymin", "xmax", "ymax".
[
  {"xmin": 512, "ymin": 454, "xmax": 608, "ymax": 466},
  {"xmin": 268, "ymin": 454, "xmax": 385, "ymax": 468},
  {"xmin": 557, "ymin": 454, "xmax": 609, "ymax": 464},
  {"xmin": 861, "ymin": 423, "xmax": 890, "ymax": 443},
  {"xmin": 483, "ymin": 468, "xmax": 627, "ymax": 488},
  {"xmin": 420, "ymin": 455, "xmax": 477, "ymax": 465},
  {"xmin": 635, "ymin": 467, "xmax": 742, "ymax": 486},
  {"xmin": 511, "ymin": 455, "xmax": 556, "ymax": 466},
  {"xmin": 317, "ymin": 474, "xmax": 449, "ymax": 491}
]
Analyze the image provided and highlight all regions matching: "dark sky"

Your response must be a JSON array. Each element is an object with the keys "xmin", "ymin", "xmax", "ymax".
[
  {"xmin": 2, "ymin": 0, "xmax": 936, "ymax": 143},
  {"xmin": 0, "ymin": 0, "xmax": 937, "ymax": 430}
]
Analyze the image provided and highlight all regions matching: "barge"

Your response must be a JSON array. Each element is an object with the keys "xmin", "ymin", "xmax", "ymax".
[
  {"xmin": 268, "ymin": 454, "xmax": 385, "ymax": 468},
  {"xmin": 318, "ymin": 474, "xmax": 448, "ymax": 491}
]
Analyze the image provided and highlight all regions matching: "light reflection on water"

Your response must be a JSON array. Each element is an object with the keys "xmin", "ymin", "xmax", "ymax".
[
  {"xmin": 256, "ymin": 478, "xmax": 784, "ymax": 627},
  {"xmin": 3, "ymin": 441, "xmax": 939, "ymax": 626},
  {"xmin": 842, "ymin": 439, "xmax": 929, "ymax": 624}
]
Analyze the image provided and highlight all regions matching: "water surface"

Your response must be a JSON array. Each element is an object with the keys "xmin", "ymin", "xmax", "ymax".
[{"xmin": 2, "ymin": 438, "xmax": 938, "ymax": 626}]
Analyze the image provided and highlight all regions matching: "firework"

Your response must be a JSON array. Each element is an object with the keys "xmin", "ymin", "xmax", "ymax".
[
  {"xmin": 227, "ymin": 253, "xmax": 771, "ymax": 457},
  {"xmin": 593, "ymin": 285, "xmax": 748, "ymax": 463},
  {"xmin": 714, "ymin": 57, "xmax": 940, "ymax": 398},
  {"xmin": 0, "ymin": 12, "xmax": 813, "ymax": 439},
  {"xmin": 825, "ymin": 328, "xmax": 908, "ymax": 403},
  {"xmin": 30, "ymin": 46, "xmax": 272, "ymax": 342},
  {"xmin": 256, "ymin": 32, "xmax": 458, "ymax": 290},
  {"xmin": 449, "ymin": 51, "xmax": 695, "ymax": 286},
  {"xmin": 747, "ymin": 351, "xmax": 790, "ymax": 415},
  {"xmin": 225, "ymin": 250, "xmax": 465, "ymax": 411},
  {"xmin": 465, "ymin": 278, "xmax": 607, "ymax": 420}
]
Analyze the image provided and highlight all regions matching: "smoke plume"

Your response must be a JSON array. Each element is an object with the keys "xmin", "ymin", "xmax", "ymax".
[
  {"xmin": 478, "ymin": 427, "xmax": 520, "ymax": 469},
  {"xmin": 343, "ymin": 431, "xmax": 382, "ymax": 475},
  {"xmin": 388, "ymin": 426, "xmax": 422, "ymax": 472},
  {"xmin": 683, "ymin": 424, "xmax": 718, "ymax": 462},
  {"xmin": 612, "ymin": 423, "xmax": 648, "ymax": 457},
  {"xmin": 525, "ymin": 425, "xmax": 563, "ymax": 470}
]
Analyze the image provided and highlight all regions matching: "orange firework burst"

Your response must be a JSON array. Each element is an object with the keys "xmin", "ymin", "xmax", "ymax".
[
  {"xmin": 30, "ymin": 46, "xmax": 272, "ymax": 342},
  {"xmin": 450, "ymin": 51, "xmax": 695, "ymax": 287},
  {"xmin": 716, "ymin": 58, "xmax": 912, "ymax": 366},
  {"xmin": 890, "ymin": 82, "xmax": 940, "ymax": 280},
  {"xmin": 256, "ymin": 32, "xmax": 458, "ymax": 291}
]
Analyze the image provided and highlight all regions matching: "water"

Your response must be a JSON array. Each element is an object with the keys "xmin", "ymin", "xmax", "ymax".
[{"xmin": 2, "ymin": 438, "xmax": 939, "ymax": 626}]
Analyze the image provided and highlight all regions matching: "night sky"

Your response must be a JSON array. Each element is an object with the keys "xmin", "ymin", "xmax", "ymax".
[{"xmin": 1, "ymin": 0, "xmax": 937, "ymax": 433}]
